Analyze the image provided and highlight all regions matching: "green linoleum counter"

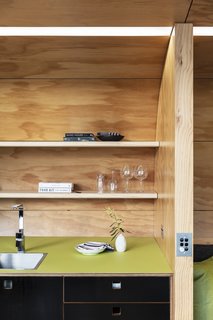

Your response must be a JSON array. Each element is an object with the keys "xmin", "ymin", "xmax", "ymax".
[{"xmin": 0, "ymin": 237, "xmax": 172, "ymax": 275}]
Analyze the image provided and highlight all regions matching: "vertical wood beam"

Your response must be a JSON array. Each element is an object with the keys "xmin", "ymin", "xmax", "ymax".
[
  {"xmin": 155, "ymin": 24, "xmax": 193, "ymax": 320},
  {"xmin": 174, "ymin": 23, "xmax": 193, "ymax": 320}
]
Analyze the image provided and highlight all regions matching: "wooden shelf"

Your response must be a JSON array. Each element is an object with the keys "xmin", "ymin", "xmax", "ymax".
[
  {"xmin": 0, "ymin": 192, "xmax": 158, "ymax": 199},
  {"xmin": 0, "ymin": 141, "xmax": 160, "ymax": 148}
]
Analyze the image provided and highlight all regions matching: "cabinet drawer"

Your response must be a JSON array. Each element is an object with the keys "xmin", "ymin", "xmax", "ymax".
[
  {"xmin": 64, "ymin": 277, "xmax": 170, "ymax": 302},
  {"xmin": 64, "ymin": 303, "xmax": 170, "ymax": 320}
]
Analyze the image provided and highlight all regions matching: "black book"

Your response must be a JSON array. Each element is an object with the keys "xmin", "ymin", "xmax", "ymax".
[
  {"xmin": 63, "ymin": 136, "xmax": 95, "ymax": 141},
  {"xmin": 64, "ymin": 133, "xmax": 94, "ymax": 137}
]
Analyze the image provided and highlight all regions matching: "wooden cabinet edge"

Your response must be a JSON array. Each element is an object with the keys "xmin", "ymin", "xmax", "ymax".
[
  {"xmin": 0, "ymin": 192, "xmax": 158, "ymax": 199},
  {"xmin": 0, "ymin": 141, "xmax": 160, "ymax": 147}
]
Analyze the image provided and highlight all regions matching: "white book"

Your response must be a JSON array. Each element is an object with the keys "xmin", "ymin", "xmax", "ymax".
[
  {"xmin": 38, "ymin": 187, "xmax": 72, "ymax": 193},
  {"xmin": 39, "ymin": 182, "xmax": 73, "ymax": 188}
]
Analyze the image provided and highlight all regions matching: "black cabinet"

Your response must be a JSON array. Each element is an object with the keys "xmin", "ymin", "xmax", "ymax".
[
  {"xmin": 64, "ymin": 276, "xmax": 170, "ymax": 320},
  {"xmin": 0, "ymin": 275, "xmax": 170, "ymax": 320},
  {"xmin": 0, "ymin": 277, "xmax": 63, "ymax": 320}
]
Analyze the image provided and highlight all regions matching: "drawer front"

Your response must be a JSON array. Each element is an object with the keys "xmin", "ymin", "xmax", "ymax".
[
  {"xmin": 64, "ymin": 277, "xmax": 170, "ymax": 302},
  {"xmin": 64, "ymin": 303, "xmax": 170, "ymax": 320}
]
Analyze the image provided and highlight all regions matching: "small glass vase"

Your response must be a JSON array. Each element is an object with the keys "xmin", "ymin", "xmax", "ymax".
[
  {"xmin": 108, "ymin": 170, "xmax": 118, "ymax": 192},
  {"xmin": 97, "ymin": 174, "xmax": 105, "ymax": 193}
]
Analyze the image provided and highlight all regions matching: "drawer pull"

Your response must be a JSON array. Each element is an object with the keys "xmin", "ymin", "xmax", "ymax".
[
  {"xmin": 112, "ymin": 306, "xmax": 122, "ymax": 316},
  {"xmin": 112, "ymin": 282, "xmax": 121, "ymax": 290},
  {"xmin": 3, "ymin": 280, "xmax": 13, "ymax": 290}
]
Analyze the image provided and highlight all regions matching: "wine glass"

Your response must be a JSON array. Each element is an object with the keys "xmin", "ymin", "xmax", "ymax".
[
  {"xmin": 134, "ymin": 165, "xmax": 148, "ymax": 192},
  {"xmin": 120, "ymin": 165, "xmax": 134, "ymax": 192}
]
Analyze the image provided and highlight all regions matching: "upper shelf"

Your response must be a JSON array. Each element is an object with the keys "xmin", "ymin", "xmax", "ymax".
[{"xmin": 0, "ymin": 141, "xmax": 159, "ymax": 148}]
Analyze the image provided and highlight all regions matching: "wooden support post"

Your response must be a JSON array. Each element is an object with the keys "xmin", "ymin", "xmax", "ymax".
[{"xmin": 155, "ymin": 24, "xmax": 193, "ymax": 320}]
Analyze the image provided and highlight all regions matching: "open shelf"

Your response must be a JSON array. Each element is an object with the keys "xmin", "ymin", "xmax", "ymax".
[
  {"xmin": 0, "ymin": 192, "xmax": 158, "ymax": 199},
  {"xmin": 0, "ymin": 141, "xmax": 160, "ymax": 148}
]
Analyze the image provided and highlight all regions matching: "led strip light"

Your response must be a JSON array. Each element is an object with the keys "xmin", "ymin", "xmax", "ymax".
[
  {"xmin": 0, "ymin": 27, "xmax": 172, "ymax": 36},
  {"xmin": 0, "ymin": 27, "xmax": 211, "ymax": 37},
  {"xmin": 193, "ymin": 27, "xmax": 213, "ymax": 36}
]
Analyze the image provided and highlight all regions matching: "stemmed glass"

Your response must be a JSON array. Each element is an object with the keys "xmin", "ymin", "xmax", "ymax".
[
  {"xmin": 120, "ymin": 165, "xmax": 134, "ymax": 192},
  {"xmin": 134, "ymin": 165, "xmax": 148, "ymax": 192}
]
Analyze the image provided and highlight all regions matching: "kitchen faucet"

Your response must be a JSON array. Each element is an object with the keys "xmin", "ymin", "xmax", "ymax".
[{"xmin": 12, "ymin": 204, "xmax": 25, "ymax": 253}]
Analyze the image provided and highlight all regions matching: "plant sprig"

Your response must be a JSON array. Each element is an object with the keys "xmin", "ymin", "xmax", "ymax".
[{"xmin": 105, "ymin": 207, "xmax": 129, "ymax": 241}]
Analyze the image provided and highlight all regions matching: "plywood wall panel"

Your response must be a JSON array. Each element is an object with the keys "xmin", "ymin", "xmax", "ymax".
[
  {"xmin": 194, "ymin": 211, "xmax": 213, "ymax": 243},
  {"xmin": 0, "ymin": 147, "xmax": 155, "ymax": 192},
  {"xmin": 154, "ymin": 34, "xmax": 175, "ymax": 268},
  {"xmin": 194, "ymin": 37, "xmax": 213, "ymax": 78},
  {"xmin": 0, "ymin": 28, "xmax": 162, "ymax": 241},
  {"xmin": 187, "ymin": 0, "xmax": 213, "ymax": 26},
  {"xmin": 0, "ymin": 210, "xmax": 154, "ymax": 237},
  {"xmin": 194, "ymin": 80, "xmax": 213, "ymax": 141},
  {"xmin": 194, "ymin": 36, "xmax": 213, "ymax": 243},
  {"xmin": 194, "ymin": 142, "xmax": 213, "ymax": 211},
  {"xmin": 0, "ymin": 79, "xmax": 159, "ymax": 141},
  {"xmin": 0, "ymin": 199, "xmax": 154, "ymax": 211},
  {"xmin": 0, "ymin": 37, "xmax": 169, "ymax": 79},
  {"xmin": 0, "ymin": 0, "xmax": 191, "ymax": 26}
]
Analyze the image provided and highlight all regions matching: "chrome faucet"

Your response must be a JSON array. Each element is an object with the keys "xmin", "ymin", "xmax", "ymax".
[{"xmin": 12, "ymin": 204, "xmax": 25, "ymax": 253}]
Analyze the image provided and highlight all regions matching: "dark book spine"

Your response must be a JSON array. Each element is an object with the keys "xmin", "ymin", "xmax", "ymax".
[
  {"xmin": 64, "ymin": 133, "xmax": 94, "ymax": 137},
  {"xmin": 63, "ymin": 137, "xmax": 95, "ymax": 141}
]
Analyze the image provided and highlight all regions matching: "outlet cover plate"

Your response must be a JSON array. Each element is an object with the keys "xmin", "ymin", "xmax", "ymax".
[{"xmin": 176, "ymin": 233, "xmax": 192, "ymax": 257}]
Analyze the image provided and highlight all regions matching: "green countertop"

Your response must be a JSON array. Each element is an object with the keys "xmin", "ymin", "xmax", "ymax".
[{"xmin": 0, "ymin": 237, "xmax": 172, "ymax": 275}]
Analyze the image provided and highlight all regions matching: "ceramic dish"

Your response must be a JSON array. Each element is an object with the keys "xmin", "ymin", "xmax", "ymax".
[
  {"xmin": 96, "ymin": 132, "xmax": 124, "ymax": 141},
  {"xmin": 75, "ymin": 243, "xmax": 106, "ymax": 255}
]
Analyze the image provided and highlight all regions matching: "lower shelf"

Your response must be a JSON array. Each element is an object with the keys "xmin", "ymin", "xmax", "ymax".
[{"xmin": 0, "ymin": 192, "xmax": 158, "ymax": 199}]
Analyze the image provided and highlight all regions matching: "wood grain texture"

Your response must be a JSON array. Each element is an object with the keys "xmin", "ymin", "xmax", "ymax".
[
  {"xmin": 0, "ymin": 147, "xmax": 155, "ymax": 192},
  {"xmin": 194, "ymin": 237, "xmax": 213, "ymax": 245},
  {"xmin": 175, "ymin": 24, "xmax": 193, "ymax": 232},
  {"xmin": 155, "ymin": 24, "xmax": 193, "ymax": 320},
  {"xmin": 0, "ymin": 37, "xmax": 169, "ymax": 79},
  {"xmin": 0, "ymin": 210, "xmax": 154, "ymax": 237},
  {"xmin": 154, "ymin": 32, "xmax": 175, "ymax": 270},
  {"xmin": 0, "ymin": 79, "xmax": 159, "ymax": 141},
  {"xmin": 187, "ymin": 0, "xmax": 213, "ymax": 26},
  {"xmin": 0, "ymin": 199, "xmax": 154, "ymax": 211},
  {"xmin": 194, "ymin": 80, "xmax": 213, "ymax": 141},
  {"xmin": 194, "ymin": 142, "xmax": 213, "ymax": 210},
  {"xmin": 0, "ymin": 192, "xmax": 158, "ymax": 199},
  {"xmin": 194, "ymin": 211, "xmax": 213, "ymax": 243},
  {"xmin": 194, "ymin": 37, "xmax": 213, "ymax": 78},
  {"xmin": 0, "ymin": 141, "xmax": 160, "ymax": 147},
  {"xmin": 0, "ymin": 0, "xmax": 191, "ymax": 26},
  {"xmin": 174, "ymin": 24, "xmax": 193, "ymax": 320},
  {"xmin": 194, "ymin": 37, "xmax": 213, "ymax": 244}
]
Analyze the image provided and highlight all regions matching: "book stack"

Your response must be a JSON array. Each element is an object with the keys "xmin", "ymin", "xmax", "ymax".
[
  {"xmin": 63, "ymin": 133, "xmax": 95, "ymax": 141},
  {"xmin": 38, "ymin": 182, "xmax": 74, "ymax": 193}
]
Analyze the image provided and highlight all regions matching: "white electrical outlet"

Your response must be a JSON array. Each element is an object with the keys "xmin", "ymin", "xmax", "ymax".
[{"xmin": 176, "ymin": 233, "xmax": 192, "ymax": 257}]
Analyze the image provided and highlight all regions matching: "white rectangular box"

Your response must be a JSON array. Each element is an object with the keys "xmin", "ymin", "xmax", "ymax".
[
  {"xmin": 38, "ymin": 182, "xmax": 73, "ymax": 188},
  {"xmin": 38, "ymin": 187, "xmax": 72, "ymax": 193},
  {"xmin": 38, "ymin": 182, "xmax": 73, "ymax": 193}
]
